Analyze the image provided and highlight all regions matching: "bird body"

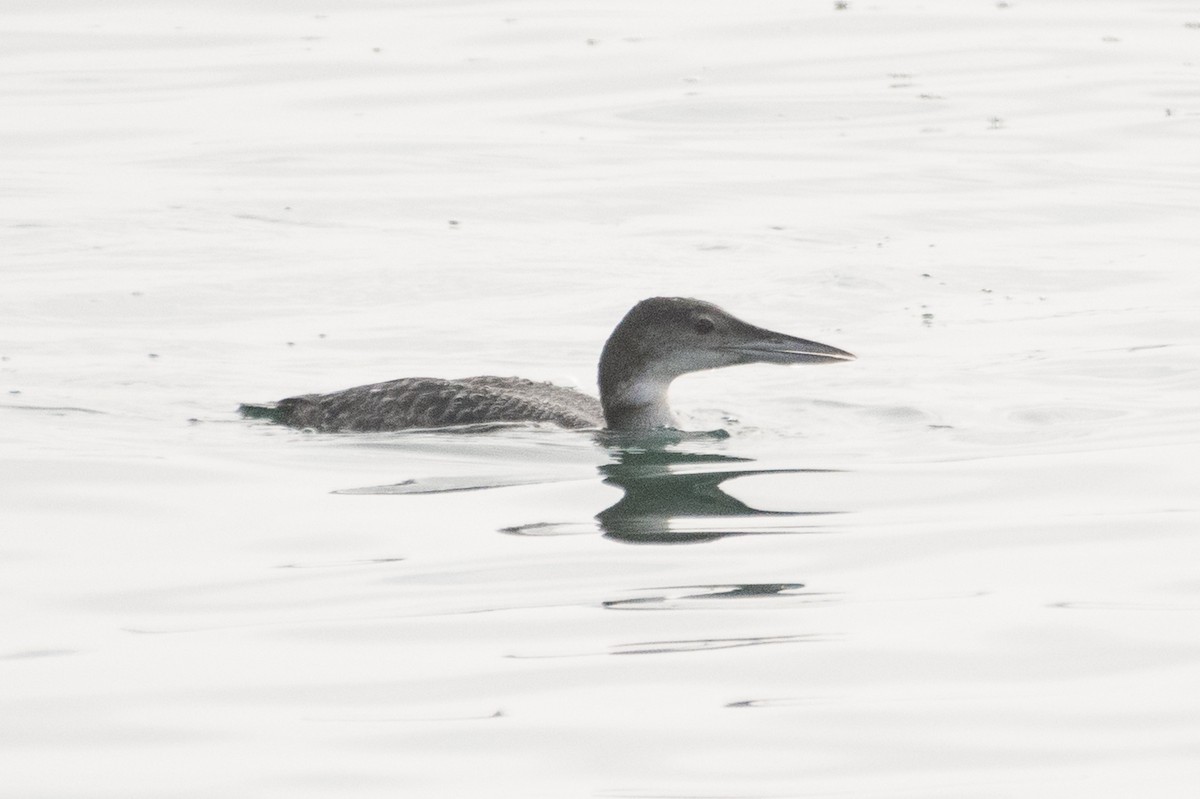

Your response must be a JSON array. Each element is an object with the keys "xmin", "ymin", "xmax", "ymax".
[
  {"xmin": 241, "ymin": 297, "xmax": 853, "ymax": 433},
  {"xmin": 253, "ymin": 376, "xmax": 602, "ymax": 432}
]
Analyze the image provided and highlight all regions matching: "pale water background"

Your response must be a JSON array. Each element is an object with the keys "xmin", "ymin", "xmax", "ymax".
[{"xmin": 3, "ymin": 1, "xmax": 1200, "ymax": 796}]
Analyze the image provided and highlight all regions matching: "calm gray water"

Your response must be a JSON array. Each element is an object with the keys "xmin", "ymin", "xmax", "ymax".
[{"xmin": 4, "ymin": 1, "xmax": 1199, "ymax": 796}]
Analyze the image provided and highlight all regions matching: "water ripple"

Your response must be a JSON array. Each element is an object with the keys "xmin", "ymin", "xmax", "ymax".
[{"xmin": 603, "ymin": 583, "xmax": 836, "ymax": 610}]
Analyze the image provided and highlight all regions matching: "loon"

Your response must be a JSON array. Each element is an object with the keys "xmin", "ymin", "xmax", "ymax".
[{"xmin": 240, "ymin": 297, "xmax": 854, "ymax": 433}]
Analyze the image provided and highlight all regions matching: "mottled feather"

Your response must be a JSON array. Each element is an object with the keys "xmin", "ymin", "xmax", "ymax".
[{"xmin": 265, "ymin": 376, "xmax": 603, "ymax": 432}]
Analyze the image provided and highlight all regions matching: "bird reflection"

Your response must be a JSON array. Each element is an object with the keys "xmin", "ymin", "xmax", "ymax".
[
  {"xmin": 593, "ymin": 443, "xmax": 842, "ymax": 544},
  {"xmin": 333, "ymin": 429, "xmax": 845, "ymax": 546}
]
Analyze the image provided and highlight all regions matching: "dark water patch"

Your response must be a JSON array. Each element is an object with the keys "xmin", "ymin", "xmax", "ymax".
[
  {"xmin": 507, "ymin": 633, "xmax": 824, "ymax": 659},
  {"xmin": 500, "ymin": 521, "xmax": 598, "ymax": 537},
  {"xmin": 277, "ymin": 556, "xmax": 405, "ymax": 569},
  {"xmin": 334, "ymin": 474, "xmax": 573, "ymax": 495},
  {"xmin": 603, "ymin": 583, "xmax": 837, "ymax": 610},
  {"xmin": 725, "ymin": 697, "xmax": 814, "ymax": 709},
  {"xmin": 0, "ymin": 403, "xmax": 105, "ymax": 416},
  {"xmin": 610, "ymin": 633, "xmax": 824, "ymax": 656},
  {"xmin": 1051, "ymin": 600, "xmax": 1200, "ymax": 612}
]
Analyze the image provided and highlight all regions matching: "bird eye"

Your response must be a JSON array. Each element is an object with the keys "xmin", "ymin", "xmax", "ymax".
[{"xmin": 693, "ymin": 317, "xmax": 715, "ymax": 334}]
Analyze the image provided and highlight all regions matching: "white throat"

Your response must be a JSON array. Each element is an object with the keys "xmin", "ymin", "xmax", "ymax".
[{"xmin": 601, "ymin": 373, "xmax": 677, "ymax": 430}]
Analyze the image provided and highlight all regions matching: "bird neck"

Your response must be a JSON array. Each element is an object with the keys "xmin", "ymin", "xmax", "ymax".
[
  {"xmin": 597, "ymin": 334, "xmax": 678, "ymax": 431},
  {"xmin": 602, "ymin": 392, "xmax": 677, "ymax": 431}
]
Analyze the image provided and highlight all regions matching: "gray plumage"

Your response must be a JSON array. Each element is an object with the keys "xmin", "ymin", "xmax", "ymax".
[
  {"xmin": 241, "ymin": 297, "xmax": 853, "ymax": 433},
  {"xmin": 256, "ymin": 376, "xmax": 602, "ymax": 432}
]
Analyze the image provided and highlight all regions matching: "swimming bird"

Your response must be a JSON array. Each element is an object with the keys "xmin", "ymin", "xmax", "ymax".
[{"xmin": 240, "ymin": 297, "xmax": 854, "ymax": 433}]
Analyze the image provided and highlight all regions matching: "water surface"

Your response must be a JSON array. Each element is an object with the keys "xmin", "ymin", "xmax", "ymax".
[{"xmin": 3, "ymin": 1, "xmax": 1200, "ymax": 796}]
